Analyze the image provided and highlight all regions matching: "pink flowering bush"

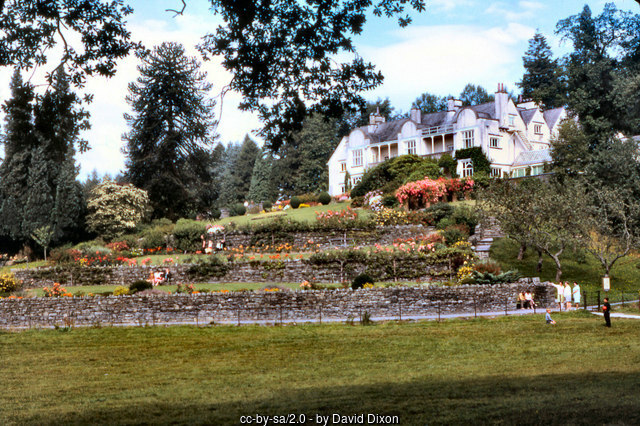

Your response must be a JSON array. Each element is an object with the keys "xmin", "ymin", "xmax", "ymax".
[{"xmin": 396, "ymin": 178, "xmax": 447, "ymax": 209}]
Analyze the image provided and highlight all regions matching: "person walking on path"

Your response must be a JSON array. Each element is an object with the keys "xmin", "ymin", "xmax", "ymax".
[
  {"xmin": 572, "ymin": 282, "xmax": 581, "ymax": 308},
  {"xmin": 563, "ymin": 282, "xmax": 572, "ymax": 310},
  {"xmin": 603, "ymin": 297, "xmax": 612, "ymax": 327},
  {"xmin": 545, "ymin": 309, "xmax": 556, "ymax": 325}
]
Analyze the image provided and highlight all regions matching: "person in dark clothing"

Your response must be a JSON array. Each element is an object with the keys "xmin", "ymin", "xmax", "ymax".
[{"xmin": 603, "ymin": 297, "xmax": 611, "ymax": 327}]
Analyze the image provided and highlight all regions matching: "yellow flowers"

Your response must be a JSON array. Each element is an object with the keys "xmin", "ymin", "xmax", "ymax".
[{"xmin": 0, "ymin": 273, "xmax": 20, "ymax": 293}]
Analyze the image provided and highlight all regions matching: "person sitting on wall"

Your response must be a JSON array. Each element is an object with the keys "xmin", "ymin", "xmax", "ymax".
[
  {"xmin": 216, "ymin": 237, "xmax": 226, "ymax": 251},
  {"xmin": 517, "ymin": 292, "xmax": 526, "ymax": 309},
  {"xmin": 164, "ymin": 268, "xmax": 172, "ymax": 285}
]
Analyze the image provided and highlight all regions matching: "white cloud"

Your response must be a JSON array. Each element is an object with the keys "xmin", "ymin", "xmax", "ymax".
[
  {"xmin": 485, "ymin": 1, "xmax": 546, "ymax": 22},
  {"xmin": 358, "ymin": 23, "xmax": 535, "ymax": 108},
  {"xmin": 75, "ymin": 10, "xmax": 262, "ymax": 179}
]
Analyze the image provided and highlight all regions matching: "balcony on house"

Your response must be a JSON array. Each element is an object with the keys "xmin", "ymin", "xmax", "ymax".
[
  {"xmin": 421, "ymin": 125, "xmax": 455, "ymax": 160},
  {"xmin": 368, "ymin": 142, "xmax": 398, "ymax": 166}
]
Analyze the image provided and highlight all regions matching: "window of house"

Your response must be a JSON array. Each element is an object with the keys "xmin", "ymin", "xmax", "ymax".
[
  {"xmin": 340, "ymin": 162, "xmax": 346, "ymax": 172},
  {"xmin": 508, "ymin": 115, "xmax": 515, "ymax": 126},
  {"xmin": 490, "ymin": 137, "xmax": 500, "ymax": 149},
  {"xmin": 534, "ymin": 124, "xmax": 542, "ymax": 135},
  {"xmin": 490, "ymin": 167, "xmax": 501, "ymax": 177},
  {"xmin": 353, "ymin": 149, "xmax": 363, "ymax": 167},
  {"xmin": 532, "ymin": 165, "xmax": 544, "ymax": 175},
  {"xmin": 339, "ymin": 185, "xmax": 345, "ymax": 193},
  {"xmin": 462, "ymin": 130, "xmax": 474, "ymax": 148},
  {"xmin": 407, "ymin": 139, "xmax": 416, "ymax": 155},
  {"xmin": 352, "ymin": 176, "xmax": 362, "ymax": 185},
  {"xmin": 513, "ymin": 168, "xmax": 526, "ymax": 178},
  {"xmin": 462, "ymin": 161, "xmax": 474, "ymax": 177}
]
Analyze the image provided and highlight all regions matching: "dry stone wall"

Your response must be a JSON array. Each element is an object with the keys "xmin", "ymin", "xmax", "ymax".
[{"xmin": 0, "ymin": 282, "xmax": 555, "ymax": 329}]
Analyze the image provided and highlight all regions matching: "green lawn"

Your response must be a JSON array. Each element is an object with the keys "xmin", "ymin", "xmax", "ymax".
[
  {"xmin": 21, "ymin": 282, "xmax": 344, "ymax": 296},
  {"xmin": 491, "ymin": 237, "xmax": 640, "ymax": 301},
  {"xmin": 1, "ymin": 313, "xmax": 639, "ymax": 425},
  {"xmin": 213, "ymin": 201, "xmax": 369, "ymax": 226}
]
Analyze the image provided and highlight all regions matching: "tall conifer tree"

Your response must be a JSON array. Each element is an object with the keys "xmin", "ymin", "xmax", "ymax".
[
  {"xmin": 518, "ymin": 31, "xmax": 565, "ymax": 109},
  {"xmin": 123, "ymin": 42, "xmax": 217, "ymax": 219}
]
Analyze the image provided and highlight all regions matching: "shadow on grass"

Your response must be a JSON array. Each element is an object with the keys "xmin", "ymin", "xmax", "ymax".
[{"xmin": 9, "ymin": 371, "xmax": 640, "ymax": 425}]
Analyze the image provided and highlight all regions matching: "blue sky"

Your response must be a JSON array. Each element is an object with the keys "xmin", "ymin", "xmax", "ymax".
[{"xmin": 2, "ymin": 0, "xmax": 639, "ymax": 179}]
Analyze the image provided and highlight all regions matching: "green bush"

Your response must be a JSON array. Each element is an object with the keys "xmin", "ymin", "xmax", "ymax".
[
  {"xmin": 173, "ymin": 219, "xmax": 207, "ymax": 252},
  {"xmin": 230, "ymin": 203, "xmax": 246, "ymax": 216},
  {"xmin": 297, "ymin": 193, "xmax": 317, "ymax": 204},
  {"xmin": 404, "ymin": 162, "xmax": 442, "ymax": 183},
  {"xmin": 141, "ymin": 228, "xmax": 166, "ymax": 250},
  {"xmin": 247, "ymin": 204, "xmax": 261, "ymax": 214},
  {"xmin": 442, "ymin": 224, "xmax": 469, "ymax": 245},
  {"xmin": 262, "ymin": 201, "xmax": 272, "ymax": 210},
  {"xmin": 426, "ymin": 203, "xmax": 454, "ymax": 223},
  {"xmin": 290, "ymin": 196, "xmax": 301, "ymax": 209},
  {"xmin": 382, "ymin": 194, "xmax": 399, "ymax": 208},
  {"xmin": 119, "ymin": 234, "xmax": 140, "ymax": 250},
  {"xmin": 451, "ymin": 205, "xmax": 478, "ymax": 235},
  {"xmin": 350, "ymin": 196, "xmax": 364, "ymax": 207},
  {"xmin": 318, "ymin": 192, "xmax": 331, "ymax": 205},
  {"xmin": 438, "ymin": 154, "xmax": 458, "ymax": 177},
  {"xmin": 210, "ymin": 207, "xmax": 221, "ymax": 220},
  {"xmin": 352, "ymin": 273, "xmax": 374, "ymax": 290},
  {"xmin": 129, "ymin": 280, "xmax": 152, "ymax": 294},
  {"xmin": 49, "ymin": 245, "xmax": 75, "ymax": 264}
]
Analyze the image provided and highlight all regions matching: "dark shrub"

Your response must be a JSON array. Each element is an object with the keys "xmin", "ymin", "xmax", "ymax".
[
  {"xmin": 407, "ymin": 210, "xmax": 431, "ymax": 225},
  {"xmin": 129, "ymin": 280, "xmax": 152, "ymax": 294},
  {"xmin": 230, "ymin": 203, "xmax": 247, "ymax": 216},
  {"xmin": 404, "ymin": 161, "xmax": 442, "ymax": 183},
  {"xmin": 298, "ymin": 193, "xmax": 318, "ymax": 204},
  {"xmin": 318, "ymin": 192, "xmax": 331, "ymax": 205},
  {"xmin": 382, "ymin": 194, "xmax": 399, "ymax": 208},
  {"xmin": 350, "ymin": 196, "xmax": 364, "ymax": 207},
  {"xmin": 426, "ymin": 203, "xmax": 454, "ymax": 223},
  {"xmin": 141, "ymin": 229, "xmax": 166, "ymax": 249},
  {"xmin": 210, "ymin": 207, "xmax": 221, "ymax": 220},
  {"xmin": 451, "ymin": 205, "xmax": 479, "ymax": 235},
  {"xmin": 352, "ymin": 273, "xmax": 374, "ymax": 289},
  {"xmin": 49, "ymin": 245, "xmax": 75, "ymax": 264},
  {"xmin": 262, "ymin": 201, "xmax": 272, "ymax": 210},
  {"xmin": 290, "ymin": 196, "xmax": 301, "ymax": 209},
  {"xmin": 443, "ymin": 224, "xmax": 469, "ymax": 245},
  {"xmin": 173, "ymin": 219, "xmax": 207, "ymax": 252}
]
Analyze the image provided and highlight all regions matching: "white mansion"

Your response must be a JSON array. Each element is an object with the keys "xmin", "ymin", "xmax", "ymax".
[{"xmin": 327, "ymin": 84, "xmax": 566, "ymax": 196}]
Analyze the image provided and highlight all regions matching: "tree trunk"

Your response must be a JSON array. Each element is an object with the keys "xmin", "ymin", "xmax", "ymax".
[
  {"xmin": 536, "ymin": 250, "xmax": 543, "ymax": 272},
  {"xmin": 517, "ymin": 242, "xmax": 527, "ymax": 260}
]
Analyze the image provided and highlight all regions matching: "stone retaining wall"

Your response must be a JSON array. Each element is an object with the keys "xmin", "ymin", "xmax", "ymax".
[
  {"xmin": 217, "ymin": 225, "xmax": 433, "ymax": 250},
  {"xmin": 13, "ymin": 258, "xmax": 450, "ymax": 288},
  {"xmin": 0, "ymin": 282, "xmax": 555, "ymax": 328}
]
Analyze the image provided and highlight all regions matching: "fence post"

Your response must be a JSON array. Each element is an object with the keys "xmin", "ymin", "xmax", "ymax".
[
  {"xmin": 399, "ymin": 299, "xmax": 402, "ymax": 321},
  {"xmin": 437, "ymin": 302, "xmax": 441, "ymax": 322},
  {"xmin": 622, "ymin": 292, "xmax": 625, "ymax": 307},
  {"xmin": 319, "ymin": 304, "xmax": 322, "ymax": 325},
  {"xmin": 583, "ymin": 291, "xmax": 587, "ymax": 311},
  {"xmin": 597, "ymin": 291, "xmax": 601, "ymax": 312},
  {"xmin": 474, "ymin": 297, "xmax": 477, "ymax": 318},
  {"xmin": 280, "ymin": 306, "xmax": 283, "ymax": 325},
  {"xmin": 504, "ymin": 297, "xmax": 508, "ymax": 316},
  {"xmin": 237, "ymin": 308, "xmax": 240, "ymax": 326}
]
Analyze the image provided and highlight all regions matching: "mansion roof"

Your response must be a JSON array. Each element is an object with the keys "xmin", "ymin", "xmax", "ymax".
[
  {"xmin": 354, "ymin": 101, "xmax": 563, "ymax": 144},
  {"xmin": 512, "ymin": 149, "xmax": 552, "ymax": 166}
]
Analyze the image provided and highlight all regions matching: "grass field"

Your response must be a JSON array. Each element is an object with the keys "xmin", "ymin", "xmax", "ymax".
[
  {"xmin": 1, "ymin": 313, "xmax": 640, "ymax": 425},
  {"xmin": 214, "ymin": 201, "xmax": 368, "ymax": 226},
  {"xmin": 491, "ymin": 237, "xmax": 640, "ymax": 298}
]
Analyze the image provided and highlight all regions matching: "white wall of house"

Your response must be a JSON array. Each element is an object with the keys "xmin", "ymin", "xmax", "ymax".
[{"xmin": 327, "ymin": 84, "xmax": 565, "ymax": 195}]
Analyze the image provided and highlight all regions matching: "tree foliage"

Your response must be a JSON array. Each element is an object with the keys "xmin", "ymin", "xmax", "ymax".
[
  {"xmin": 0, "ymin": 0, "xmax": 139, "ymax": 86},
  {"xmin": 86, "ymin": 180, "xmax": 149, "ymax": 240},
  {"xmin": 198, "ymin": 0, "xmax": 425, "ymax": 150},
  {"xmin": 412, "ymin": 92, "xmax": 448, "ymax": 113},
  {"xmin": 517, "ymin": 31, "xmax": 566, "ymax": 109},
  {"xmin": 248, "ymin": 148, "xmax": 277, "ymax": 203},
  {"xmin": 459, "ymin": 84, "xmax": 494, "ymax": 106},
  {"xmin": 123, "ymin": 42, "xmax": 217, "ymax": 219}
]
